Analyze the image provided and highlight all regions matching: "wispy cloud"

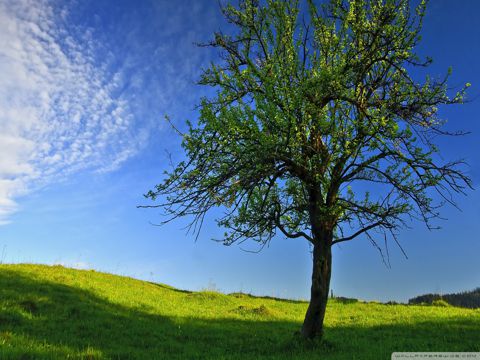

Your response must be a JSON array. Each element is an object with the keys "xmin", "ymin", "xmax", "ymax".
[
  {"xmin": 0, "ymin": 0, "xmax": 222, "ymax": 225},
  {"xmin": 0, "ymin": 0, "xmax": 147, "ymax": 224}
]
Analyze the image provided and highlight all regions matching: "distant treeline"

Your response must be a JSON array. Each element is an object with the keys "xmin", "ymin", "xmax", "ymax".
[{"xmin": 408, "ymin": 287, "xmax": 480, "ymax": 309}]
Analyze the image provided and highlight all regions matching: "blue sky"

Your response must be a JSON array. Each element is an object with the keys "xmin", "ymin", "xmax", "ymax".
[{"xmin": 0, "ymin": 0, "xmax": 479, "ymax": 302}]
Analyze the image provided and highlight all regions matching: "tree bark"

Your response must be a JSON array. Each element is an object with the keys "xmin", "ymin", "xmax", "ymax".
[{"xmin": 301, "ymin": 238, "xmax": 332, "ymax": 339}]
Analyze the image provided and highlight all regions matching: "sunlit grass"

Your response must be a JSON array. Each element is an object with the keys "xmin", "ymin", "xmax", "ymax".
[{"xmin": 0, "ymin": 264, "xmax": 478, "ymax": 359}]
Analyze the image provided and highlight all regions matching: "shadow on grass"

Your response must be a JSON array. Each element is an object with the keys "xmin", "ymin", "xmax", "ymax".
[
  {"xmin": 146, "ymin": 281, "xmax": 192, "ymax": 295},
  {"xmin": 229, "ymin": 292, "xmax": 308, "ymax": 305},
  {"xmin": 0, "ymin": 269, "xmax": 478, "ymax": 359},
  {"xmin": 331, "ymin": 297, "xmax": 358, "ymax": 304}
]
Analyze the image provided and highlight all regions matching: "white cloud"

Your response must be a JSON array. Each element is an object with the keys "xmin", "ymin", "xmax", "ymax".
[{"xmin": 0, "ymin": 0, "xmax": 145, "ymax": 223}]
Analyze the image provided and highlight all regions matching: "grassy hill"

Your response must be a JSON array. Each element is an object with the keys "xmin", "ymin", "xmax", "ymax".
[{"xmin": 0, "ymin": 264, "xmax": 479, "ymax": 359}]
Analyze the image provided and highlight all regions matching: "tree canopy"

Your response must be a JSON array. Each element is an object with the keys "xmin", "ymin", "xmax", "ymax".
[{"xmin": 144, "ymin": 0, "xmax": 471, "ymax": 339}]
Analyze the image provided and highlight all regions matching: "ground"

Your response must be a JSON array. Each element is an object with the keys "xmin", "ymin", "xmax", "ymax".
[{"xmin": 0, "ymin": 264, "xmax": 479, "ymax": 359}]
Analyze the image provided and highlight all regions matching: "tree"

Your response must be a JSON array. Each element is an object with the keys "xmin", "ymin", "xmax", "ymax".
[{"xmin": 143, "ymin": 0, "xmax": 472, "ymax": 340}]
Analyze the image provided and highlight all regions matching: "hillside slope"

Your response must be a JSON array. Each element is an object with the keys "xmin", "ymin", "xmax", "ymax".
[{"xmin": 0, "ymin": 264, "xmax": 479, "ymax": 359}]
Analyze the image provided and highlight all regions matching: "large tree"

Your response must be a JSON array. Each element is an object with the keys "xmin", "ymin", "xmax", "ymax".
[{"xmin": 144, "ymin": 0, "xmax": 471, "ymax": 339}]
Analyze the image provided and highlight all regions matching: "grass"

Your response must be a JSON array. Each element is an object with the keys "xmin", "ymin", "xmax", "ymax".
[{"xmin": 0, "ymin": 264, "xmax": 478, "ymax": 359}]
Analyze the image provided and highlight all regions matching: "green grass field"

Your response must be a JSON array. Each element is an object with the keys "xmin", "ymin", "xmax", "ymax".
[{"xmin": 0, "ymin": 264, "xmax": 478, "ymax": 359}]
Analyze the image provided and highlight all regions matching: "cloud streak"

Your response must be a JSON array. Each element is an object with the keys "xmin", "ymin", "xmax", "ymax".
[{"xmin": 0, "ymin": 0, "xmax": 146, "ymax": 224}]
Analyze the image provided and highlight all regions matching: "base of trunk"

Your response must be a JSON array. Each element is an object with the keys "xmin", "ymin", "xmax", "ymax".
[{"xmin": 300, "ymin": 241, "xmax": 332, "ymax": 339}]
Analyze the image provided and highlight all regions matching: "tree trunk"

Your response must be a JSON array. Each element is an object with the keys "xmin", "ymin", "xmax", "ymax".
[{"xmin": 301, "ymin": 239, "xmax": 332, "ymax": 339}]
